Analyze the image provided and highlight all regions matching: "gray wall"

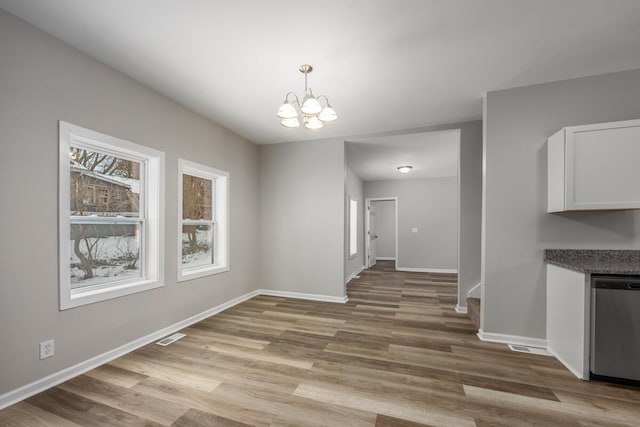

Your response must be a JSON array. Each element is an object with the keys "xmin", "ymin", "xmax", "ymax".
[
  {"xmin": 0, "ymin": 10, "xmax": 260, "ymax": 396},
  {"xmin": 371, "ymin": 200, "xmax": 396, "ymax": 259},
  {"xmin": 364, "ymin": 178, "xmax": 458, "ymax": 270},
  {"xmin": 259, "ymin": 140, "xmax": 345, "ymax": 298},
  {"xmin": 457, "ymin": 122, "xmax": 483, "ymax": 306},
  {"xmin": 345, "ymin": 164, "xmax": 364, "ymax": 281},
  {"xmin": 483, "ymin": 68, "xmax": 640, "ymax": 340}
]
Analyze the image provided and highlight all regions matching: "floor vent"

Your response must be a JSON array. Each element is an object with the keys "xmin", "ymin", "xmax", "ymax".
[
  {"xmin": 508, "ymin": 344, "xmax": 551, "ymax": 356},
  {"xmin": 156, "ymin": 333, "xmax": 186, "ymax": 346}
]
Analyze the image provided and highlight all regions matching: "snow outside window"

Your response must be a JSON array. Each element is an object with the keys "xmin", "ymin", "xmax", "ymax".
[
  {"xmin": 59, "ymin": 121, "xmax": 164, "ymax": 310},
  {"xmin": 178, "ymin": 159, "xmax": 229, "ymax": 281}
]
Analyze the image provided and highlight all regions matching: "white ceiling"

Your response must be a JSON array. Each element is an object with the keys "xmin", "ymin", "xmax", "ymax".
[
  {"xmin": 346, "ymin": 130, "xmax": 459, "ymax": 181},
  {"xmin": 2, "ymin": 1, "xmax": 640, "ymax": 145}
]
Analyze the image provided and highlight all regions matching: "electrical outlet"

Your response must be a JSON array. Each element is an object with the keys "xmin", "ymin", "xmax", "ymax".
[{"xmin": 40, "ymin": 339, "xmax": 54, "ymax": 360}]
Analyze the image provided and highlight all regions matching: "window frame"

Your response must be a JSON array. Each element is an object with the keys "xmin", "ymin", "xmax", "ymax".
[
  {"xmin": 59, "ymin": 121, "xmax": 165, "ymax": 310},
  {"xmin": 177, "ymin": 159, "xmax": 229, "ymax": 282}
]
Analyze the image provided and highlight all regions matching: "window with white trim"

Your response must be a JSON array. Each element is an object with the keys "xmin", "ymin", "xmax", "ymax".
[
  {"xmin": 349, "ymin": 198, "xmax": 358, "ymax": 258},
  {"xmin": 178, "ymin": 159, "xmax": 229, "ymax": 281},
  {"xmin": 59, "ymin": 121, "xmax": 164, "ymax": 310}
]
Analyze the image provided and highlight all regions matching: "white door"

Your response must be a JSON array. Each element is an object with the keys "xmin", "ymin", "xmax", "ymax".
[{"xmin": 368, "ymin": 204, "xmax": 377, "ymax": 267}]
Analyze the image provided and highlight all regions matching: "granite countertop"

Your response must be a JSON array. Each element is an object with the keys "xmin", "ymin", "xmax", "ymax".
[{"xmin": 544, "ymin": 249, "xmax": 640, "ymax": 275}]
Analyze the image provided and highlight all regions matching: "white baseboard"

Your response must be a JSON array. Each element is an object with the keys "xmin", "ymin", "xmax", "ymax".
[
  {"xmin": 396, "ymin": 267, "xmax": 458, "ymax": 274},
  {"xmin": 259, "ymin": 289, "xmax": 348, "ymax": 304},
  {"xmin": 455, "ymin": 305, "xmax": 468, "ymax": 314},
  {"xmin": 0, "ymin": 287, "xmax": 351, "ymax": 410},
  {"xmin": 477, "ymin": 329, "xmax": 547, "ymax": 349},
  {"xmin": 375, "ymin": 257, "xmax": 396, "ymax": 261},
  {"xmin": 345, "ymin": 266, "xmax": 365, "ymax": 284},
  {"xmin": 467, "ymin": 282, "xmax": 482, "ymax": 298},
  {"xmin": 0, "ymin": 289, "xmax": 260, "ymax": 410}
]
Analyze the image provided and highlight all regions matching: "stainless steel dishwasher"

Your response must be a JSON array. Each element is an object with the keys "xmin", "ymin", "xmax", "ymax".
[{"xmin": 590, "ymin": 275, "xmax": 640, "ymax": 385}]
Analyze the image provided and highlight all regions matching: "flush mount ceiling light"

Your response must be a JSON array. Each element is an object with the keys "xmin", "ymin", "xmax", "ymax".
[
  {"xmin": 397, "ymin": 165, "xmax": 413, "ymax": 174},
  {"xmin": 277, "ymin": 64, "xmax": 338, "ymax": 130}
]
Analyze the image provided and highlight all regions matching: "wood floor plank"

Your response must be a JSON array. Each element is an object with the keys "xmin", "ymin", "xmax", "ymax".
[
  {"xmin": 464, "ymin": 384, "xmax": 639, "ymax": 426},
  {"xmin": 57, "ymin": 375, "xmax": 189, "ymax": 425},
  {"xmin": 26, "ymin": 388, "xmax": 161, "ymax": 427},
  {"xmin": 81, "ymin": 363, "xmax": 148, "ymax": 389},
  {"xmin": 181, "ymin": 326, "xmax": 271, "ymax": 350},
  {"xmin": 108, "ymin": 352, "xmax": 223, "ymax": 391},
  {"xmin": 213, "ymin": 382, "xmax": 377, "ymax": 427},
  {"xmin": 293, "ymin": 383, "xmax": 476, "ymax": 426},
  {"xmin": 132, "ymin": 378, "xmax": 272, "ymax": 427},
  {"xmin": 0, "ymin": 402, "xmax": 81, "ymax": 427},
  {"xmin": 171, "ymin": 408, "xmax": 253, "ymax": 427},
  {"xmin": 375, "ymin": 414, "xmax": 434, "ymax": 427}
]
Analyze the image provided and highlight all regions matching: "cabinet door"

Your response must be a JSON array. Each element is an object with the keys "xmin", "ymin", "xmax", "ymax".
[{"xmin": 565, "ymin": 120, "xmax": 640, "ymax": 211}]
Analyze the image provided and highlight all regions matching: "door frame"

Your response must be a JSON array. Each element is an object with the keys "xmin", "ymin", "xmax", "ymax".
[{"xmin": 364, "ymin": 197, "xmax": 398, "ymax": 269}]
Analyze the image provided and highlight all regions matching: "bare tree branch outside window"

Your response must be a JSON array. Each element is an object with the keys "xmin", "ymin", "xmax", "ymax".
[{"xmin": 69, "ymin": 147, "xmax": 142, "ymax": 288}]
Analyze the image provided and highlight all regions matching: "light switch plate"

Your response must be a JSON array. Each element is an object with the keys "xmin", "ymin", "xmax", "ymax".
[{"xmin": 412, "ymin": 227, "xmax": 418, "ymax": 233}]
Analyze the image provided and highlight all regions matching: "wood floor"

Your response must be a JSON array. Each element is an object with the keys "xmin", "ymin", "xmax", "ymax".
[{"xmin": 2, "ymin": 260, "xmax": 640, "ymax": 426}]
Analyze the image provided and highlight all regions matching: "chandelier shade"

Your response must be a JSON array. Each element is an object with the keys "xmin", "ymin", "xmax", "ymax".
[
  {"xmin": 281, "ymin": 117, "xmax": 300, "ymax": 128},
  {"xmin": 304, "ymin": 116, "xmax": 324, "ymax": 130},
  {"xmin": 318, "ymin": 104, "xmax": 337, "ymax": 122},
  {"xmin": 277, "ymin": 64, "xmax": 337, "ymax": 130},
  {"xmin": 277, "ymin": 101, "xmax": 298, "ymax": 119}
]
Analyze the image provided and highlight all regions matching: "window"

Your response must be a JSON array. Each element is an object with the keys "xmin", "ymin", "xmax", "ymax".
[
  {"xmin": 349, "ymin": 197, "xmax": 358, "ymax": 258},
  {"xmin": 59, "ymin": 121, "xmax": 164, "ymax": 310},
  {"xmin": 178, "ymin": 159, "xmax": 229, "ymax": 281}
]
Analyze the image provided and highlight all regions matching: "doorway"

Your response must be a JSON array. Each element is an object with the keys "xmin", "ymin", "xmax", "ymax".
[{"xmin": 365, "ymin": 197, "xmax": 398, "ymax": 269}]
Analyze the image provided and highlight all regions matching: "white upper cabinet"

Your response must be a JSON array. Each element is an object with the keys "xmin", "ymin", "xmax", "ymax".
[{"xmin": 547, "ymin": 119, "xmax": 640, "ymax": 213}]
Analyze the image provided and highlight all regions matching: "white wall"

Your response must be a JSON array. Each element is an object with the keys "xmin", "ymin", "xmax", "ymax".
[
  {"xmin": 345, "ymin": 164, "xmax": 364, "ymax": 281},
  {"xmin": 0, "ymin": 10, "xmax": 260, "ymax": 397},
  {"xmin": 364, "ymin": 178, "xmax": 458, "ymax": 271},
  {"xmin": 483, "ymin": 68, "xmax": 640, "ymax": 341},
  {"xmin": 371, "ymin": 200, "xmax": 396, "ymax": 259},
  {"xmin": 259, "ymin": 139, "xmax": 346, "ymax": 298}
]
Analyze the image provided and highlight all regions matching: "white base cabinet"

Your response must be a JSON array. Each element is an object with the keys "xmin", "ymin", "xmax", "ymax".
[
  {"xmin": 546, "ymin": 264, "xmax": 590, "ymax": 379},
  {"xmin": 547, "ymin": 119, "xmax": 640, "ymax": 213}
]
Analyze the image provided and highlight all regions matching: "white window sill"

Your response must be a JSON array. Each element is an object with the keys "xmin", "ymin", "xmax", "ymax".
[
  {"xmin": 178, "ymin": 265, "xmax": 229, "ymax": 283},
  {"xmin": 61, "ymin": 279, "xmax": 164, "ymax": 310}
]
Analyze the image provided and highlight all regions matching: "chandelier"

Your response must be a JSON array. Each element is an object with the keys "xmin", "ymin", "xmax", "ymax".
[{"xmin": 277, "ymin": 64, "xmax": 338, "ymax": 130}]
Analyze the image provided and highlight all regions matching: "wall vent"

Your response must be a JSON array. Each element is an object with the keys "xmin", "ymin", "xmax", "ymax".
[
  {"xmin": 156, "ymin": 333, "xmax": 186, "ymax": 346},
  {"xmin": 508, "ymin": 344, "xmax": 551, "ymax": 356}
]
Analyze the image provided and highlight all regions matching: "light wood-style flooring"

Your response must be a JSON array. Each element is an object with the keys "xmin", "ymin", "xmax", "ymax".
[{"xmin": 2, "ymin": 260, "xmax": 640, "ymax": 426}]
